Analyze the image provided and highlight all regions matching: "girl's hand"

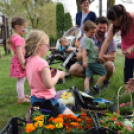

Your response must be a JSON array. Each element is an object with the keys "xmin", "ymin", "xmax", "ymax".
[
  {"xmin": 83, "ymin": 61, "xmax": 87, "ymax": 68},
  {"xmin": 22, "ymin": 64, "xmax": 26, "ymax": 70},
  {"xmin": 57, "ymin": 70, "xmax": 66, "ymax": 79},
  {"xmin": 122, "ymin": 48, "xmax": 132, "ymax": 56},
  {"xmin": 126, "ymin": 78, "xmax": 134, "ymax": 93},
  {"xmin": 51, "ymin": 68, "xmax": 56, "ymax": 77}
]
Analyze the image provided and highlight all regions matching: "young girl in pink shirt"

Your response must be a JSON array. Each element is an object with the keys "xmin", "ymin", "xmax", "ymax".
[
  {"xmin": 9, "ymin": 16, "xmax": 30, "ymax": 103},
  {"xmin": 25, "ymin": 30, "xmax": 74, "ymax": 115}
]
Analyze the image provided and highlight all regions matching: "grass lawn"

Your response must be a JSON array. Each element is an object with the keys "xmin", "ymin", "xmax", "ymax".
[{"xmin": 0, "ymin": 46, "xmax": 125, "ymax": 130}]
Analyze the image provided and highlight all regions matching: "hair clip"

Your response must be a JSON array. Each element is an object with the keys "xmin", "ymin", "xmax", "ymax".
[{"xmin": 22, "ymin": 29, "xmax": 26, "ymax": 32}]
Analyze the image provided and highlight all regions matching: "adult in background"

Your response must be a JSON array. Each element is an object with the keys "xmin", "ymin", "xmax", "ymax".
[
  {"xmin": 75, "ymin": 0, "xmax": 97, "ymax": 33},
  {"xmin": 70, "ymin": 17, "xmax": 116, "ymax": 89},
  {"xmin": 98, "ymin": 5, "xmax": 134, "ymax": 92}
]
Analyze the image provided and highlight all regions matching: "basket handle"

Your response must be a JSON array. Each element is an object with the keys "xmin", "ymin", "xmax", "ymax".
[
  {"xmin": 117, "ymin": 85, "xmax": 133, "ymax": 113},
  {"xmin": 117, "ymin": 86, "xmax": 125, "ymax": 112}
]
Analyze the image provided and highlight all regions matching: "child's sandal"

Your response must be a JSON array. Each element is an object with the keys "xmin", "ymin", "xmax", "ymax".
[
  {"xmin": 25, "ymin": 95, "xmax": 31, "ymax": 99},
  {"xmin": 18, "ymin": 97, "xmax": 30, "ymax": 103}
]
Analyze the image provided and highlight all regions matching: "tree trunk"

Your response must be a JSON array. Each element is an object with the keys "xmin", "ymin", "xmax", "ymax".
[
  {"xmin": 76, "ymin": 0, "xmax": 81, "ymax": 12},
  {"xmin": 76, "ymin": 0, "xmax": 95, "ymax": 12},
  {"xmin": 107, "ymin": 0, "xmax": 115, "ymax": 11}
]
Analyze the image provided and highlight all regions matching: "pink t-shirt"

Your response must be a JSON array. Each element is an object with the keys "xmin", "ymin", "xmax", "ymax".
[
  {"xmin": 26, "ymin": 56, "xmax": 56, "ymax": 99},
  {"xmin": 121, "ymin": 16, "xmax": 134, "ymax": 59},
  {"xmin": 11, "ymin": 35, "xmax": 25, "ymax": 57}
]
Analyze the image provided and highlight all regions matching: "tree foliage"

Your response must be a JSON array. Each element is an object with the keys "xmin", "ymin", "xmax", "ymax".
[
  {"xmin": 0, "ymin": 0, "xmax": 57, "ymax": 37},
  {"xmin": 56, "ymin": 3, "xmax": 64, "ymax": 38},
  {"xmin": 56, "ymin": 3, "xmax": 72, "ymax": 38},
  {"xmin": 64, "ymin": 12, "xmax": 73, "ymax": 31},
  {"xmin": 107, "ymin": 0, "xmax": 115, "ymax": 11}
]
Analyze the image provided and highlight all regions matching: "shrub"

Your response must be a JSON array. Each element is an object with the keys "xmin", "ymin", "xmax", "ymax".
[
  {"xmin": 64, "ymin": 12, "xmax": 73, "ymax": 31},
  {"xmin": 56, "ymin": 3, "xmax": 64, "ymax": 38}
]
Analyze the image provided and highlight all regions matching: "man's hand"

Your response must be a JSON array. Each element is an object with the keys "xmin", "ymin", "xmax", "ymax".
[
  {"xmin": 83, "ymin": 61, "xmax": 87, "ymax": 68},
  {"xmin": 76, "ymin": 52, "xmax": 82, "ymax": 60}
]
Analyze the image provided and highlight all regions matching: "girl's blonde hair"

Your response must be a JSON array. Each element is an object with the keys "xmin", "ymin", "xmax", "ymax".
[{"xmin": 25, "ymin": 30, "xmax": 49, "ymax": 58}]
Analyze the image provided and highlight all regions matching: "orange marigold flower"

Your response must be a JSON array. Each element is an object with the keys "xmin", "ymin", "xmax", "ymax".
[
  {"xmin": 70, "ymin": 115, "xmax": 77, "ymax": 121},
  {"xmin": 45, "ymin": 124, "xmax": 55, "ymax": 130},
  {"xmin": 58, "ymin": 114, "xmax": 64, "ymax": 118},
  {"xmin": 77, "ymin": 118, "xmax": 82, "ymax": 123},
  {"xmin": 85, "ymin": 118, "xmax": 93, "ymax": 123},
  {"xmin": 33, "ymin": 115, "xmax": 45, "ymax": 121},
  {"xmin": 81, "ymin": 113, "xmax": 87, "ymax": 116},
  {"xmin": 85, "ymin": 124, "xmax": 92, "ymax": 129},
  {"xmin": 81, "ymin": 113, "xmax": 87, "ymax": 119},
  {"xmin": 68, "ymin": 114, "xmax": 74, "ymax": 116},
  {"xmin": 34, "ymin": 121, "xmax": 44, "ymax": 128},
  {"xmin": 53, "ymin": 117, "xmax": 63, "ymax": 123},
  {"xmin": 70, "ymin": 122, "xmax": 80, "ymax": 128},
  {"xmin": 63, "ymin": 123, "xmax": 70, "ymax": 128},
  {"xmin": 63, "ymin": 115, "xmax": 68, "ymax": 120},
  {"xmin": 26, "ymin": 123, "xmax": 36, "ymax": 133},
  {"xmin": 48, "ymin": 117, "xmax": 55, "ymax": 123},
  {"xmin": 78, "ymin": 124, "xmax": 83, "ymax": 129}
]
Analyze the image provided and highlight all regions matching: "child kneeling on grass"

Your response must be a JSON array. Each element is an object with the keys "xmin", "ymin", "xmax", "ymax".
[
  {"xmin": 25, "ymin": 30, "xmax": 74, "ymax": 115},
  {"xmin": 82, "ymin": 20, "xmax": 107, "ymax": 96}
]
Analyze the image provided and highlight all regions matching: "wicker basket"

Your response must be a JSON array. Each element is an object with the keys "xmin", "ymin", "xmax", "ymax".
[{"xmin": 117, "ymin": 86, "xmax": 134, "ymax": 118}]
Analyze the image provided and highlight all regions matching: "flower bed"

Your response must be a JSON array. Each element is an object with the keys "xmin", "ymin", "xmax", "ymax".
[
  {"xmin": 22, "ymin": 110, "xmax": 94, "ymax": 134},
  {"xmin": 99, "ymin": 112, "xmax": 134, "ymax": 134}
]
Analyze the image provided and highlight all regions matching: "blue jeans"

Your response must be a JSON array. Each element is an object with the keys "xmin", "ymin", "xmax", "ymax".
[
  {"xmin": 31, "ymin": 95, "xmax": 66, "ymax": 114},
  {"xmin": 124, "ymin": 57, "xmax": 134, "ymax": 83}
]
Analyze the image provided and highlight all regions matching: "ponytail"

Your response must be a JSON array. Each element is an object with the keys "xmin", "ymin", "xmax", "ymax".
[
  {"xmin": 6, "ymin": 38, "xmax": 12, "ymax": 50},
  {"xmin": 24, "ymin": 45, "xmax": 37, "ymax": 59}
]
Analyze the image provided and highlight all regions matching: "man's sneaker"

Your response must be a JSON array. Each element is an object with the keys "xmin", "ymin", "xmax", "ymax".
[
  {"xmin": 102, "ymin": 80, "xmax": 110, "ymax": 90},
  {"xmin": 90, "ymin": 77, "xmax": 95, "ymax": 84},
  {"xmin": 92, "ymin": 86, "xmax": 100, "ymax": 94}
]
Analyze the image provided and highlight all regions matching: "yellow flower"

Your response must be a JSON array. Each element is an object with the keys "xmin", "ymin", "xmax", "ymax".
[
  {"xmin": 33, "ymin": 115, "xmax": 45, "ymax": 121},
  {"xmin": 34, "ymin": 121, "xmax": 44, "ymax": 128},
  {"xmin": 25, "ymin": 123, "xmax": 36, "ymax": 133},
  {"xmin": 60, "ymin": 91, "xmax": 72, "ymax": 100},
  {"xmin": 55, "ymin": 123, "xmax": 63, "ymax": 128}
]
